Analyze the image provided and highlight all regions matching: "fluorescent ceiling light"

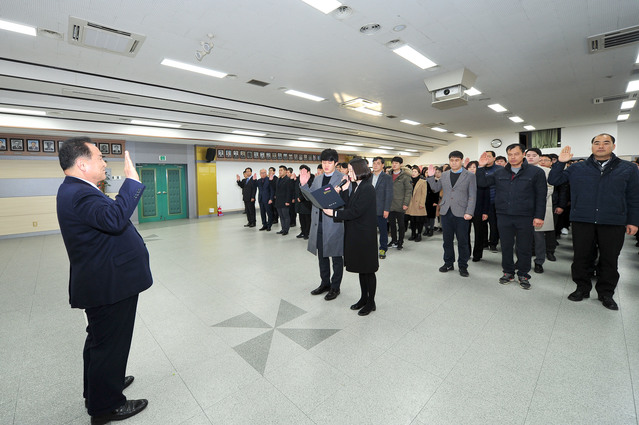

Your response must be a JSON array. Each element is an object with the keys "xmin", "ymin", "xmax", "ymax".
[
  {"xmin": 626, "ymin": 80, "xmax": 639, "ymax": 93},
  {"xmin": 300, "ymin": 0, "xmax": 342, "ymax": 14},
  {"xmin": 405, "ymin": 149, "xmax": 418, "ymax": 152},
  {"xmin": 509, "ymin": 116, "xmax": 524, "ymax": 123},
  {"xmin": 291, "ymin": 141, "xmax": 318, "ymax": 148},
  {"xmin": 400, "ymin": 119, "xmax": 420, "ymax": 125},
  {"xmin": 618, "ymin": 113, "xmax": 630, "ymax": 121},
  {"xmin": 0, "ymin": 19, "xmax": 36, "ymax": 36},
  {"xmin": 284, "ymin": 89, "xmax": 325, "ymax": 102},
  {"xmin": 465, "ymin": 87, "xmax": 482, "ymax": 96},
  {"xmin": 340, "ymin": 146, "xmax": 358, "ymax": 152},
  {"xmin": 398, "ymin": 152, "xmax": 415, "ymax": 156},
  {"xmin": 233, "ymin": 130, "xmax": 266, "ymax": 136},
  {"xmin": 524, "ymin": 125, "xmax": 536, "ymax": 130},
  {"xmin": 621, "ymin": 100, "xmax": 636, "ymax": 110},
  {"xmin": 636, "ymin": 53, "xmax": 639, "ymax": 64},
  {"xmin": 0, "ymin": 107, "xmax": 46, "ymax": 116},
  {"xmin": 431, "ymin": 127, "xmax": 447, "ymax": 132},
  {"xmin": 372, "ymin": 149, "xmax": 389, "ymax": 154},
  {"xmin": 454, "ymin": 133, "xmax": 468, "ymax": 138},
  {"xmin": 298, "ymin": 137, "xmax": 323, "ymax": 142},
  {"xmin": 393, "ymin": 45, "xmax": 437, "ymax": 70},
  {"xmin": 488, "ymin": 104, "xmax": 508, "ymax": 112},
  {"xmin": 354, "ymin": 106, "xmax": 383, "ymax": 116},
  {"xmin": 161, "ymin": 58, "xmax": 227, "ymax": 78},
  {"xmin": 378, "ymin": 146, "xmax": 394, "ymax": 150},
  {"xmin": 130, "ymin": 119, "xmax": 181, "ymax": 128},
  {"xmin": 345, "ymin": 142, "xmax": 363, "ymax": 146}
]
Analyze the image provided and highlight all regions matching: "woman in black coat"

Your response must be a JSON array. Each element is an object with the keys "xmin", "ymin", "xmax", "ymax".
[{"xmin": 323, "ymin": 158, "xmax": 379, "ymax": 316}]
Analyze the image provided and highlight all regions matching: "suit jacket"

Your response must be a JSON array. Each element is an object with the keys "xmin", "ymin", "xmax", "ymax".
[
  {"xmin": 427, "ymin": 169, "xmax": 476, "ymax": 217},
  {"xmin": 274, "ymin": 175, "xmax": 293, "ymax": 208},
  {"xmin": 373, "ymin": 171, "xmax": 393, "ymax": 216},
  {"xmin": 295, "ymin": 174, "xmax": 314, "ymax": 214},
  {"xmin": 334, "ymin": 179, "xmax": 378, "ymax": 273},
  {"xmin": 301, "ymin": 171, "xmax": 345, "ymax": 257},
  {"xmin": 256, "ymin": 177, "xmax": 272, "ymax": 204},
  {"xmin": 56, "ymin": 177, "xmax": 153, "ymax": 309},
  {"xmin": 237, "ymin": 177, "xmax": 257, "ymax": 203}
]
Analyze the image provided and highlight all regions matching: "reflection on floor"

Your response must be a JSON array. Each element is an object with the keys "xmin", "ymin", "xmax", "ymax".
[{"xmin": 1, "ymin": 214, "xmax": 639, "ymax": 425}]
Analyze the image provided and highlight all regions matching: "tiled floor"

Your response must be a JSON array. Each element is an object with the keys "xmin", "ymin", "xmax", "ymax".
[{"xmin": 1, "ymin": 214, "xmax": 639, "ymax": 425}]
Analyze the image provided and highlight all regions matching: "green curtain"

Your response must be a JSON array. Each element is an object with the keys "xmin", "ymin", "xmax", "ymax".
[{"xmin": 531, "ymin": 129, "xmax": 559, "ymax": 148}]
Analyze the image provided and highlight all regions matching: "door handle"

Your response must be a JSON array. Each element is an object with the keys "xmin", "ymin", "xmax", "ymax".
[{"xmin": 156, "ymin": 191, "xmax": 167, "ymax": 194}]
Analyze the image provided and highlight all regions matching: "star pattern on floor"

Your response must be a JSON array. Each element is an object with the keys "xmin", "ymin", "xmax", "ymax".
[{"xmin": 212, "ymin": 299, "xmax": 341, "ymax": 374}]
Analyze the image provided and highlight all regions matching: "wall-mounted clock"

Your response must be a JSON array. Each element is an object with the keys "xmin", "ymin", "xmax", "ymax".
[{"xmin": 491, "ymin": 138, "xmax": 502, "ymax": 148}]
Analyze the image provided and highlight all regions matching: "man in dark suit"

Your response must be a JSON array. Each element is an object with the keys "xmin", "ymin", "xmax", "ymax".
[
  {"xmin": 268, "ymin": 167, "xmax": 279, "ymax": 224},
  {"xmin": 426, "ymin": 151, "xmax": 476, "ymax": 277},
  {"xmin": 56, "ymin": 137, "xmax": 152, "ymax": 424},
  {"xmin": 255, "ymin": 168, "xmax": 273, "ymax": 231},
  {"xmin": 274, "ymin": 165, "xmax": 293, "ymax": 235},
  {"xmin": 371, "ymin": 156, "xmax": 393, "ymax": 259},
  {"xmin": 236, "ymin": 167, "xmax": 257, "ymax": 227}
]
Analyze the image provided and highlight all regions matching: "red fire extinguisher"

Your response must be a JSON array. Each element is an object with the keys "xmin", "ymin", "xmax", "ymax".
[{"xmin": 217, "ymin": 206, "xmax": 223, "ymax": 216}]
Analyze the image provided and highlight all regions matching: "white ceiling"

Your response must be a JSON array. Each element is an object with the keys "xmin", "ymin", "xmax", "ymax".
[{"xmin": 1, "ymin": 0, "xmax": 639, "ymax": 155}]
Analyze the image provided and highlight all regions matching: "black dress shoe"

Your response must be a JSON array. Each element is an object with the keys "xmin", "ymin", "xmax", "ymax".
[
  {"xmin": 459, "ymin": 267, "xmax": 469, "ymax": 277},
  {"xmin": 303, "ymin": 236, "xmax": 309, "ymax": 240},
  {"xmin": 598, "ymin": 296, "xmax": 619, "ymax": 310},
  {"xmin": 358, "ymin": 302, "xmax": 376, "ymax": 316},
  {"xmin": 276, "ymin": 230, "xmax": 284, "ymax": 234},
  {"xmin": 296, "ymin": 233, "xmax": 305, "ymax": 238},
  {"xmin": 415, "ymin": 234, "xmax": 422, "ymax": 242},
  {"xmin": 311, "ymin": 285, "xmax": 330, "ymax": 295},
  {"xmin": 472, "ymin": 257, "xmax": 481, "ymax": 262},
  {"xmin": 281, "ymin": 231, "xmax": 288, "ymax": 235},
  {"xmin": 408, "ymin": 234, "xmax": 416, "ymax": 241},
  {"xmin": 534, "ymin": 263, "xmax": 544, "ymax": 274},
  {"xmin": 259, "ymin": 226, "xmax": 268, "ymax": 231},
  {"xmin": 86, "ymin": 376, "xmax": 135, "ymax": 408},
  {"xmin": 248, "ymin": 224, "xmax": 256, "ymax": 228},
  {"xmin": 567, "ymin": 290, "xmax": 590, "ymax": 302},
  {"xmin": 243, "ymin": 224, "xmax": 251, "ymax": 227},
  {"xmin": 91, "ymin": 399, "xmax": 148, "ymax": 425},
  {"xmin": 350, "ymin": 300, "xmax": 367, "ymax": 310},
  {"xmin": 439, "ymin": 264, "xmax": 454, "ymax": 273},
  {"xmin": 324, "ymin": 290, "xmax": 340, "ymax": 300},
  {"xmin": 546, "ymin": 252, "xmax": 556, "ymax": 261},
  {"xmin": 266, "ymin": 227, "xmax": 272, "ymax": 231}
]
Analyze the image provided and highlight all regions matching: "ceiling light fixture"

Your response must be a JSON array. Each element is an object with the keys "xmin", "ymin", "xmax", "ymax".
[
  {"xmin": 284, "ymin": 89, "xmax": 325, "ymax": 102},
  {"xmin": 345, "ymin": 142, "xmax": 363, "ymax": 146},
  {"xmin": 300, "ymin": 0, "xmax": 342, "ymax": 14},
  {"xmin": 130, "ymin": 119, "xmax": 181, "ymax": 128},
  {"xmin": 618, "ymin": 113, "xmax": 630, "ymax": 121},
  {"xmin": 524, "ymin": 125, "xmax": 536, "ymax": 130},
  {"xmin": 636, "ymin": 53, "xmax": 639, "ymax": 64},
  {"xmin": 465, "ymin": 87, "xmax": 482, "ymax": 96},
  {"xmin": 488, "ymin": 103, "xmax": 508, "ymax": 112},
  {"xmin": 626, "ymin": 80, "xmax": 639, "ymax": 93},
  {"xmin": 405, "ymin": 149, "xmax": 418, "ymax": 152},
  {"xmin": 621, "ymin": 100, "xmax": 636, "ymax": 110},
  {"xmin": 431, "ymin": 127, "xmax": 447, "ymax": 132},
  {"xmin": 161, "ymin": 59, "xmax": 227, "ymax": 78},
  {"xmin": 340, "ymin": 146, "xmax": 358, "ymax": 152},
  {"xmin": 400, "ymin": 119, "xmax": 420, "ymax": 125},
  {"xmin": 298, "ymin": 137, "xmax": 323, "ymax": 142},
  {"xmin": 232, "ymin": 130, "xmax": 266, "ymax": 136},
  {"xmin": 0, "ymin": 107, "xmax": 46, "ymax": 116},
  {"xmin": 392, "ymin": 45, "xmax": 437, "ymax": 70},
  {"xmin": 354, "ymin": 106, "xmax": 383, "ymax": 116},
  {"xmin": 0, "ymin": 19, "xmax": 36, "ymax": 36},
  {"xmin": 509, "ymin": 116, "xmax": 524, "ymax": 123},
  {"xmin": 378, "ymin": 146, "xmax": 394, "ymax": 150},
  {"xmin": 454, "ymin": 133, "xmax": 468, "ymax": 138}
]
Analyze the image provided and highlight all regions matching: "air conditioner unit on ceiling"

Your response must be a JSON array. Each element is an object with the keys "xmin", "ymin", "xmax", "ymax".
[{"xmin": 68, "ymin": 17, "xmax": 146, "ymax": 57}]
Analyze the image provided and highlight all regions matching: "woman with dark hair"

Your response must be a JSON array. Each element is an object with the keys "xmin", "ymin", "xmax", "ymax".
[
  {"xmin": 466, "ymin": 160, "xmax": 489, "ymax": 261},
  {"xmin": 323, "ymin": 158, "xmax": 379, "ymax": 316},
  {"xmin": 406, "ymin": 165, "xmax": 427, "ymax": 242}
]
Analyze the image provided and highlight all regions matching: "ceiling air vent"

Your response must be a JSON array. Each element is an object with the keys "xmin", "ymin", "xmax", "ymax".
[
  {"xmin": 593, "ymin": 92, "xmax": 639, "ymax": 104},
  {"xmin": 588, "ymin": 25, "xmax": 639, "ymax": 53},
  {"xmin": 68, "ymin": 17, "xmax": 145, "ymax": 57},
  {"xmin": 332, "ymin": 6, "xmax": 353, "ymax": 20},
  {"xmin": 360, "ymin": 23, "xmax": 381, "ymax": 35},
  {"xmin": 246, "ymin": 79, "xmax": 270, "ymax": 87}
]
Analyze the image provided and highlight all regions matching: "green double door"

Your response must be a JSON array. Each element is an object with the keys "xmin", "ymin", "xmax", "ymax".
[{"xmin": 137, "ymin": 164, "xmax": 188, "ymax": 223}]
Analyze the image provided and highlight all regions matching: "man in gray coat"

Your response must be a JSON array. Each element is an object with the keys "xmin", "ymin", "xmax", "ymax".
[
  {"xmin": 299, "ymin": 148, "xmax": 345, "ymax": 300},
  {"xmin": 372, "ymin": 156, "xmax": 393, "ymax": 259},
  {"xmin": 427, "ymin": 151, "xmax": 476, "ymax": 277}
]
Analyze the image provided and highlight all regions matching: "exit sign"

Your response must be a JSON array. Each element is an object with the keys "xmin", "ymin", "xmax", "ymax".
[{"xmin": 159, "ymin": 155, "xmax": 166, "ymax": 161}]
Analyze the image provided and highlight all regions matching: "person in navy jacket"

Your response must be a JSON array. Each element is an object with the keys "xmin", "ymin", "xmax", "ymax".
[
  {"xmin": 548, "ymin": 134, "xmax": 639, "ymax": 310},
  {"xmin": 56, "ymin": 137, "xmax": 152, "ymax": 424},
  {"xmin": 255, "ymin": 168, "xmax": 273, "ymax": 231},
  {"xmin": 236, "ymin": 167, "xmax": 257, "ymax": 227}
]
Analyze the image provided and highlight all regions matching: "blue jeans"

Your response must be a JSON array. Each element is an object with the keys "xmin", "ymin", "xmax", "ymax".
[
  {"xmin": 377, "ymin": 215, "xmax": 388, "ymax": 250},
  {"xmin": 441, "ymin": 210, "xmax": 470, "ymax": 268}
]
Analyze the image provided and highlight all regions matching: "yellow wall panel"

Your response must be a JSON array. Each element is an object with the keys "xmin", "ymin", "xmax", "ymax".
[
  {"xmin": 196, "ymin": 162, "xmax": 217, "ymax": 216},
  {"xmin": 0, "ymin": 196, "xmax": 57, "ymax": 217},
  {"xmin": 0, "ymin": 160, "xmax": 65, "ymax": 179}
]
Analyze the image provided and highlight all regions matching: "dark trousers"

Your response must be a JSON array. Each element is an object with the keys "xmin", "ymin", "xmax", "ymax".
[
  {"xmin": 277, "ymin": 206, "xmax": 290, "ymax": 232},
  {"xmin": 289, "ymin": 204, "xmax": 297, "ymax": 226},
  {"xmin": 84, "ymin": 295, "xmax": 138, "ymax": 416},
  {"xmin": 317, "ymin": 224, "xmax": 343, "ymax": 290},
  {"xmin": 244, "ymin": 201, "xmax": 256, "ymax": 225},
  {"xmin": 497, "ymin": 214, "xmax": 534, "ymax": 278},
  {"xmin": 571, "ymin": 222, "xmax": 625, "ymax": 297},
  {"xmin": 271, "ymin": 204, "xmax": 279, "ymax": 223},
  {"xmin": 258, "ymin": 200, "xmax": 272, "ymax": 228},
  {"xmin": 409, "ymin": 215, "xmax": 425, "ymax": 235},
  {"xmin": 377, "ymin": 215, "xmax": 389, "ymax": 250},
  {"xmin": 468, "ymin": 215, "xmax": 487, "ymax": 260},
  {"xmin": 300, "ymin": 213, "xmax": 311, "ymax": 237},
  {"xmin": 486, "ymin": 203, "xmax": 499, "ymax": 246},
  {"xmin": 441, "ymin": 210, "xmax": 470, "ymax": 268},
  {"xmin": 388, "ymin": 211, "xmax": 406, "ymax": 245},
  {"xmin": 534, "ymin": 230, "xmax": 557, "ymax": 264},
  {"xmin": 358, "ymin": 273, "xmax": 377, "ymax": 306}
]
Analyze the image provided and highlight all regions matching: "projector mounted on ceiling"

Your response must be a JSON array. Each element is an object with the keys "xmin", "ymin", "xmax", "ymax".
[{"xmin": 424, "ymin": 68, "xmax": 477, "ymax": 110}]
